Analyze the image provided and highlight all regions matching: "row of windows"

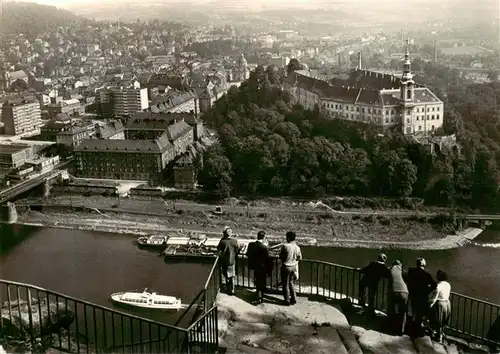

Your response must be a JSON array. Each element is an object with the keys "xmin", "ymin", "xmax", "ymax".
[
  {"xmin": 324, "ymin": 103, "xmax": 389, "ymax": 115},
  {"xmin": 124, "ymin": 299, "xmax": 147, "ymax": 303},
  {"xmin": 417, "ymin": 125, "xmax": 436, "ymax": 131},
  {"xmin": 406, "ymin": 115, "xmax": 440, "ymax": 124},
  {"xmin": 416, "ymin": 106, "xmax": 440, "ymax": 113},
  {"xmin": 79, "ymin": 171, "xmax": 152, "ymax": 179},
  {"xmin": 78, "ymin": 165, "xmax": 161, "ymax": 172},
  {"xmin": 325, "ymin": 103, "xmax": 442, "ymax": 116},
  {"xmin": 415, "ymin": 115, "xmax": 440, "ymax": 121}
]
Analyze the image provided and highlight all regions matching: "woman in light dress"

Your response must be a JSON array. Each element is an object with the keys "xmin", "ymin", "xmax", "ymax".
[{"xmin": 428, "ymin": 270, "xmax": 451, "ymax": 343}]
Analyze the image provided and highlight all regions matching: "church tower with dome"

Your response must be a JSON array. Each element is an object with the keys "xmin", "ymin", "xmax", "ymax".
[{"xmin": 234, "ymin": 54, "xmax": 250, "ymax": 82}]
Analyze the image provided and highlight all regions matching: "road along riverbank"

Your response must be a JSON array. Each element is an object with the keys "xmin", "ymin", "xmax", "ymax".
[
  {"xmin": 16, "ymin": 195, "xmax": 464, "ymax": 244},
  {"xmin": 15, "ymin": 208, "xmax": 483, "ymax": 250}
]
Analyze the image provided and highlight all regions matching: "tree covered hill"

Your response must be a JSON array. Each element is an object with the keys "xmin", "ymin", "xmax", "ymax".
[
  {"xmin": 0, "ymin": 2, "xmax": 81, "ymax": 39},
  {"xmin": 198, "ymin": 65, "xmax": 500, "ymax": 213}
]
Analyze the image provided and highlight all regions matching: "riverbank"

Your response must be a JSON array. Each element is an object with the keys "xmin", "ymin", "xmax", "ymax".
[{"xmin": 14, "ymin": 208, "xmax": 483, "ymax": 250}]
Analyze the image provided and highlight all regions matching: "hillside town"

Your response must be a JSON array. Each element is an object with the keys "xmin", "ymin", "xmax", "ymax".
[{"xmin": 0, "ymin": 11, "xmax": 494, "ymax": 191}]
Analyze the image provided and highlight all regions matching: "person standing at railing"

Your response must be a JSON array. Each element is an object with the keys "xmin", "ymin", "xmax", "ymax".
[
  {"xmin": 217, "ymin": 226, "xmax": 239, "ymax": 296},
  {"xmin": 406, "ymin": 258, "xmax": 436, "ymax": 333},
  {"xmin": 279, "ymin": 231, "xmax": 302, "ymax": 306},
  {"xmin": 388, "ymin": 260, "xmax": 409, "ymax": 335},
  {"xmin": 428, "ymin": 270, "xmax": 451, "ymax": 343},
  {"xmin": 358, "ymin": 253, "xmax": 389, "ymax": 316},
  {"xmin": 247, "ymin": 230, "xmax": 272, "ymax": 304}
]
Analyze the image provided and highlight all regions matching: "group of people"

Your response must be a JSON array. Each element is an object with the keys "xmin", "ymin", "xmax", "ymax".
[
  {"xmin": 216, "ymin": 227, "xmax": 301, "ymax": 306},
  {"xmin": 216, "ymin": 228, "xmax": 451, "ymax": 343},
  {"xmin": 359, "ymin": 253, "xmax": 451, "ymax": 342}
]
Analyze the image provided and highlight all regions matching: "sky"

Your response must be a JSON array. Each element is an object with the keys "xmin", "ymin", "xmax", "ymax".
[
  {"xmin": 4, "ymin": 0, "xmax": 499, "ymax": 17},
  {"xmin": 6, "ymin": 0, "xmax": 499, "ymax": 6}
]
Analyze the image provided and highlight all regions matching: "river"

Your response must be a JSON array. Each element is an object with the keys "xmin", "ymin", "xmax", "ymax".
[
  {"xmin": 0, "ymin": 225, "xmax": 499, "ymax": 323},
  {"xmin": 0, "ymin": 225, "xmax": 212, "ymax": 325}
]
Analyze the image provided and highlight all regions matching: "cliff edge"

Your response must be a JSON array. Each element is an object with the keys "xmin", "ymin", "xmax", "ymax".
[{"xmin": 217, "ymin": 289, "xmax": 462, "ymax": 354}]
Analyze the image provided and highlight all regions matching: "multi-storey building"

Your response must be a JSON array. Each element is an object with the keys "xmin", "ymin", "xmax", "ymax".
[
  {"xmin": 74, "ymin": 116, "xmax": 195, "ymax": 181},
  {"xmin": 2, "ymin": 99, "xmax": 42, "ymax": 136},
  {"xmin": 41, "ymin": 118, "xmax": 96, "ymax": 147},
  {"xmin": 283, "ymin": 45, "xmax": 444, "ymax": 135},
  {"xmin": 126, "ymin": 112, "xmax": 203, "ymax": 142},
  {"xmin": 74, "ymin": 134, "xmax": 175, "ymax": 181},
  {"xmin": 0, "ymin": 143, "xmax": 33, "ymax": 170},
  {"xmin": 98, "ymin": 86, "xmax": 149, "ymax": 118},
  {"xmin": 47, "ymin": 99, "xmax": 85, "ymax": 118},
  {"xmin": 41, "ymin": 118, "xmax": 125, "ymax": 147}
]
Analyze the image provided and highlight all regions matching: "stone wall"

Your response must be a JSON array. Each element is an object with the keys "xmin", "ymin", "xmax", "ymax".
[{"xmin": 0, "ymin": 202, "xmax": 18, "ymax": 224}]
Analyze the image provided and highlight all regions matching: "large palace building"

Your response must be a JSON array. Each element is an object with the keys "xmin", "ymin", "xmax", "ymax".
[{"xmin": 283, "ymin": 43, "xmax": 444, "ymax": 135}]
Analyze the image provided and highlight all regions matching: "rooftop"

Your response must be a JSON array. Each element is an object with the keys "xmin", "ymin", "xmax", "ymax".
[
  {"xmin": 0, "ymin": 143, "xmax": 31, "ymax": 155},
  {"xmin": 75, "ymin": 132, "xmax": 172, "ymax": 153}
]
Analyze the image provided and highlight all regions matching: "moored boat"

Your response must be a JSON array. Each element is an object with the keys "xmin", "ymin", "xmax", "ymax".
[
  {"xmin": 110, "ymin": 289, "xmax": 182, "ymax": 310},
  {"xmin": 137, "ymin": 235, "xmax": 167, "ymax": 248}
]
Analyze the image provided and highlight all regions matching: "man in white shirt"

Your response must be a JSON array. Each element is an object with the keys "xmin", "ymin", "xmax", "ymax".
[{"xmin": 279, "ymin": 231, "xmax": 302, "ymax": 306}]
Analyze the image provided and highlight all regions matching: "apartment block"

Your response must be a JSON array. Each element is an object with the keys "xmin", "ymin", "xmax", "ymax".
[
  {"xmin": 2, "ymin": 99, "xmax": 42, "ymax": 136},
  {"xmin": 98, "ymin": 86, "xmax": 149, "ymax": 118}
]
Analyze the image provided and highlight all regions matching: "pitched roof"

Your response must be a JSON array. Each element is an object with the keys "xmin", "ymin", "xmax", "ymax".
[
  {"xmin": 290, "ymin": 71, "xmax": 442, "ymax": 106},
  {"xmin": 166, "ymin": 120, "xmax": 193, "ymax": 141},
  {"xmin": 76, "ymin": 132, "xmax": 172, "ymax": 153},
  {"xmin": 413, "ymin": 88, "xmax": 441, "ymax": 104},
  {"xmin": 95, "ymin": 120, "xmax": 124, "ymax": 139}
]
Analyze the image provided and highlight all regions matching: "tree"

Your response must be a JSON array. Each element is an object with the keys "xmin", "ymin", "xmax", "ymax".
[
  {"xmin": 266, "ymin": 65, "xmax": 280, "ymax": 85},
  {"xmin": 198, "ymin": 147, "xmax": 233, "ymax": 199},
  {"xmin": 287, "ymin": 59, "xmax": 301, "ymax": 75}
]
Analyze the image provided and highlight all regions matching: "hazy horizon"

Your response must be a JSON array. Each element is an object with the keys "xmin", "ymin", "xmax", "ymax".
[{"xmin": 5, "ymin": 0, "xmax": 499, "ymax": 9}]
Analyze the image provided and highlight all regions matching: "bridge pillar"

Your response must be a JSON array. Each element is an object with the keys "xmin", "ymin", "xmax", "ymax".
[
  {"xmin": 42, "ymin": 180, "xmax": 51, "ymax": 198},
  {"xmin": 0, "ymin": 202, "xmax": 18, "ymax": 224}
]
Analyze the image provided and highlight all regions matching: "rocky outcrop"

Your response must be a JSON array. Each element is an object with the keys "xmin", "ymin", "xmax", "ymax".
[
  {"xmin": 218, "ymin": 291, "xmax": 470, "ymax": 354},
  {"xmin": 1, "ymin": 330, "xmax": 89, "ymax": 353},
  {"xmin": 218, "ymin": 290, "xmax": 359, "ymax": 354},
  {"xmin": 1, "ymin": 298, "xmax": 75, "ymax": 337}
]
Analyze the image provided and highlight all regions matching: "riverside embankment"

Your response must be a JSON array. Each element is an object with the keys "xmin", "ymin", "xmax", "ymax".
[{"xmin": 13, "ymin": 195, "xmax": 483, "ymax": 250}]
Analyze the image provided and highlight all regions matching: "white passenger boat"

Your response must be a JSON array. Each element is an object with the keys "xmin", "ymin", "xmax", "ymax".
[{"xmin": 110, "ymin": 289, "xmax": 182, "ymax": 310}]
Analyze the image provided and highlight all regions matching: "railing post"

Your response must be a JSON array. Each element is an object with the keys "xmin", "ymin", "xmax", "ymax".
[{"xmin": 204, "ymin": 289, "xmax": 208, "ymax": 315}]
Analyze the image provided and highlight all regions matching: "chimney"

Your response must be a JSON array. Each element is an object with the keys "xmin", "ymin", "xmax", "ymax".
[{"xmin": 358, "ymin": 52, "xmax": 362, "ymax": 70}]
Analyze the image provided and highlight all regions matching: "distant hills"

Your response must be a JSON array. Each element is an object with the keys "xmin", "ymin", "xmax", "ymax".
[{"xmin": 0, "ymin": 2, "xmax": 81, "ymax": 38}]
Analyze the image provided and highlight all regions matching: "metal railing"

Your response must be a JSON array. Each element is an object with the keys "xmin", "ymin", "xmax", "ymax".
[
  {"xmin": 183, "ymin": 257, "xmax": 220, "ymax": 353},
  {"xmin": 0, "ymin": 280, "xmax": 204, "ymax": 353},
  {"xmin": 232, "ymin": 256, "xmax": 500, "ymax": 347}
]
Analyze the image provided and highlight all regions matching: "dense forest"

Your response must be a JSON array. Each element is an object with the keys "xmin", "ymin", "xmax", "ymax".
[
  {"xmin": 198, "ymin": 64, "xmax": 500, "ymax": 212},
  {"xmin": 0, "ymin": 3, "xmax": 80, "ymax": 39}
]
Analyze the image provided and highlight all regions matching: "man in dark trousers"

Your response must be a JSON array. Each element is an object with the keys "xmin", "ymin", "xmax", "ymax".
[
  {"xmin": 247, "ymin": 230, "xmax": 272, "ymax": 304},
  {"xmin": 388, "ymin": 260, "xmax": 409, "ymax": 335},
  {"xmin": 358, "ymin": 253, "xmax": 390, "ymax": 315},
  {"xmin": 217, "ymin": 226, "xmax": 239, "ymax": 295},
  {"xmin": 406, "ymin": 258, "xmax": 436, "ymax": 331},
  {"xmin": 279, "ymin": 231, "xmax": 302, "ymax": 306}
]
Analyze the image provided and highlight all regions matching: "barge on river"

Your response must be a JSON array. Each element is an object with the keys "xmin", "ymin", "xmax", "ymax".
[
  {"xmin": 136, "ymin": 235, "xmax": 168, "ymax": 248},
  {"xmin": 162, "ymin": 234, "xmax": 282, "ymax": 261}
]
